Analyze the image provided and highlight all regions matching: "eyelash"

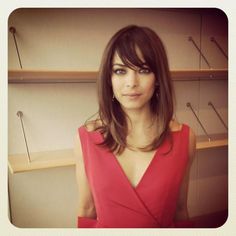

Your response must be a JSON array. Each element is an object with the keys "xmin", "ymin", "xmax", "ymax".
[
  {"xmin": 112, "ymin": 67, "xmax": 151, "ymax": 75},
  {"xmin": 113, "ymin": 69, "xmax": 126, "ymax": 75},
  {"xmin": 139, "ymin": 68, "xmax": 151, "ymax": 74}
]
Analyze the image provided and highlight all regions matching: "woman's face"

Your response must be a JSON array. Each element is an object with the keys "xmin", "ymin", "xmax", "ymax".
[{"xmin": 111, "ymin": 50, "xmax": 156, "ymax": 112}]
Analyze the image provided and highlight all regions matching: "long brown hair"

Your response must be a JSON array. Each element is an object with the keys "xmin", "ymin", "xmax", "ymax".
[{"xmin": 92, "ymin": 25, "xmax": 174, "ymax": 154}]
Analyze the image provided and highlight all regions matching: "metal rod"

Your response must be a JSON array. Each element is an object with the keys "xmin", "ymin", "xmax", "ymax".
[
  {"xmin": 9, "ymin": 26, "xmax": 23, "ymax": 69},
  {"xmin": 186, "ymin": 102, "xmax": 211, "ymax": 141},
  {"xmin": 210, "ymin": 37, "xmax": 228, "ymax": 60},
  {"xmin": 188, "ymin": 36, "xmax": 211, "ymax": 69},
  {"xmin": 17, "ymin": 111, "xmax": 31, "ymax": 163},
  {"xmin": 208, "ymin": 101, "xmax": 228, "ymax": 130}
]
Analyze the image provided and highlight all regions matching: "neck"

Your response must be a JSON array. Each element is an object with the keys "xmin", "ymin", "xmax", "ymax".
[
  {"xmin": 125, "ymin": 106, "xmax": 155, "ymax": 132},
  {"xmin": 124, "ymin": 107, "xmax": 158, "ymax": 150}
]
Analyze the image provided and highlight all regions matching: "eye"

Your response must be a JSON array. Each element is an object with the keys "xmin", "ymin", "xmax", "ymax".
[
  {"xmin": 113, "ymin": 68, "xmax": 127, "ymax": 75},
  {"xmin": 139, "ymin": 67, "xmax": 151, "ymax": 74}
]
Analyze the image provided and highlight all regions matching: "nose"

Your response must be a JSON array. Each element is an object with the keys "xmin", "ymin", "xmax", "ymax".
[{"xmin": 125, "ymin": 70, "xmax": 138, "ymax": 88}]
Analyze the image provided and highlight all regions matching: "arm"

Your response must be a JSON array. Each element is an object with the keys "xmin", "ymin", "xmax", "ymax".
[
  {"xmin": 175, "ymin": 127, "xmax": 196, "ymax": 221},
  {"xmin": 74, "ymin": 132, "xmax": 97, "ymax": 222}
]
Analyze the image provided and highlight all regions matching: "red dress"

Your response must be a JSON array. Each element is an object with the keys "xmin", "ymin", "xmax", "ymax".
[{"xmin": 77, "ymin": 124, "xmax": 193, "ymax": 228}]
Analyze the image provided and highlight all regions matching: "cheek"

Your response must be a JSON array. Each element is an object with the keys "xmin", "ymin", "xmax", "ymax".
[
  {"xmin": 145, "ymin": 77, "xmax": 156, "ymax": 94},
  {"xmin": 111, "ymin": 78, "xmax": 121, "ymax": 94},
  {"xmin": 147, "ymin": 85, "xmax": 156, "ymax": 100}
]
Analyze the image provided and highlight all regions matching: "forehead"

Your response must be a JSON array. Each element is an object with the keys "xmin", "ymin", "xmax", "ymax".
[
  {"xmin": 112, "ymin": 46, "xmax": 145, "ymax": 64},
  {"xmin": 112, "ymin": 52, "xmax": 123, "ymax": 64}
]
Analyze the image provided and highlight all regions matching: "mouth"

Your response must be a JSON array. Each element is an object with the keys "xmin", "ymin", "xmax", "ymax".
[{"xmin": 123, "ymin": 93, "xmax": 142, "ymax": 99}]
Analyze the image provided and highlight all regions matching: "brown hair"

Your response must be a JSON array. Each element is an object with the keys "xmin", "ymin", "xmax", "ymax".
[{"xmin": 92, "ymin": 25, "xmax": 174, "ymax": 154}]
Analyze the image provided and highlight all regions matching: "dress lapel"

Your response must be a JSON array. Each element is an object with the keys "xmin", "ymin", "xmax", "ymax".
[{"xmin": 107, "ymin": 149, "xmax": 161, "ymax": 226}]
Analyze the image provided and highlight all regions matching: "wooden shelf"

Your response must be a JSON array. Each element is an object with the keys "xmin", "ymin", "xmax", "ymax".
[
  {"xmin": 196, "ymin": 133, "xmax": 228, "ymax": 150},
  {"xmin": 171, "ymin": 69, "xmax": 228, "ymax": 80},
  {"xmin": 8, "ymin": 134, "xmax": 227, "ymax": 174},
  {"xmin": 8, "ymin": 149, "xmax": 75, "ymax": 174},
  {"xmin": 8, "ymin": 69, "xmax": 228, "ymax": 83},
  {"xmin": 8, "ymin": 70, "xmax": 97, "ymax": 83}
]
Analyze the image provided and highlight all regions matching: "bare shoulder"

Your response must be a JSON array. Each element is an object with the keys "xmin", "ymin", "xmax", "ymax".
[
  {"xmin": 169, "ymin": 119, "xmax": 183, "ymax": 131},
  {"xmin": 75, "ymin": 119, "xmax": 102, "ymax": 161},
  {"xmin": 169, "ymin": 119, "xmax": 196, "ymax": 138},
  {"xmin": 84, "ymin": 119, "xmax": 102, "ymax": 132}
]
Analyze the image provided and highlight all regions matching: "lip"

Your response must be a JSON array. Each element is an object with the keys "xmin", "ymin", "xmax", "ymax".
[
  {"xmin": 123, "ymin": 93, "xmax": 142, "ymax": 97},
  {"xmin": 122, "ymin": 93, "xmax": 142, "ymax": 100}
]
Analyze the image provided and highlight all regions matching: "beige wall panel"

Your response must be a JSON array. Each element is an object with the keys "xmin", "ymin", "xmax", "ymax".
[
  {"xmin": 173, "ymin": 80, "xmax": 200, "ymax": 134},
  {"xmin": 200, "ymin": 10, "xmax": 228, "ymax": 69},
  {"xmin": 8, "ymin": 8, "xmax": 200, "ymax": 71},
  {"xmin": 9, "ymin": 166, "xmax": 77, "ymax": 228},
  {"xmin": 8, "ymin": 83, "xmax": 98, "ymax": 154},
  {"xmin": 190, "ymin": 175, "xmax": 228, "ymax": 217},
  {"xmin": 188, "ymin": 147, "xmax": 228, "ymax": 217},
  {"xmin": 196, "ymin": 147, "xmax": 228, "ymax": 179},
  {"xmin": 199, "ymin": 80, "xmax": 228, "ymax": 135}
]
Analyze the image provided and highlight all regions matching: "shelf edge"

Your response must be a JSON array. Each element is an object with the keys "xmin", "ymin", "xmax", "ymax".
[{"xmin": 8, "ymin": 69, "xmax": 228, "ymax": 83}]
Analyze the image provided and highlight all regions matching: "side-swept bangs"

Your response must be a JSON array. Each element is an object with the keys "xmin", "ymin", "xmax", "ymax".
[{"xmin": 114, "ymin": 29, "xmax": 156, "ymax": 71}]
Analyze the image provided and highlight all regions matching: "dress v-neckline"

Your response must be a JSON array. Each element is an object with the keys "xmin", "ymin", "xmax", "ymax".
[
  {"xmin": 83, "ymin": 124, "xmax": 184, "ymax": 190},
  {"xmin": 110, "ymin": 148, "xmax": 160, "ymax": 190},
  {"xmin": 90, "ymin": 127, "xmax": 160, "ymax": 190}
]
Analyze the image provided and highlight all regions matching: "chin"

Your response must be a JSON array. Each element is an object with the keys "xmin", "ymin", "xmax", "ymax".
[{"xmin": 121, "ymin": 103, "xmax": 148, "ymax": 111}]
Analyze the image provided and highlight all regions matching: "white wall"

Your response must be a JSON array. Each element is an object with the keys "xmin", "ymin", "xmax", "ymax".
[
  {"xmin": 8, "ymin": 8, "xmax": 228, "ymax": 227},
  {"xmin": 8, "ymin": 83, "xmax": 98, "ymax": 154}
]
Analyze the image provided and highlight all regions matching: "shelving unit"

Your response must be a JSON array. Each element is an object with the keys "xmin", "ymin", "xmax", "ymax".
[
  {"xmin": 8, "ymin": 67, "xmax": 228, "ymax": 174},
  {"xmin": 8, "ymin": 69, "xmax": 228, "ymax": 83},
  {"xmin": 8, "ymin": 133, "xmax": 228, "ymax": 174},
  {"xmin": 8, "ymin": 69, "xmax": 228, "ymax": 174}
]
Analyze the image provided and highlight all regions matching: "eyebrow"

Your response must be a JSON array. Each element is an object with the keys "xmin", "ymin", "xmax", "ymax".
[
  {"xmin": 112, "ymin": 63, "xmax": 126, "ymax": 66},
  {"xmin": 112, "ymin": 63, "xmax": 149, "ymax": 67}
]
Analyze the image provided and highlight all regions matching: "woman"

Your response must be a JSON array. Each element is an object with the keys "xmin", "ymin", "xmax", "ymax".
[{"xmin": 74, "ymin": 25, "xmax": 196, "ymax": 228}]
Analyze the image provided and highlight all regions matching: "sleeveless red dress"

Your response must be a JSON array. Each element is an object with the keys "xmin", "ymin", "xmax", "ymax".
[{"xmin": 77, "ymin": 124, "xmax": 193, "ymax": 228}]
